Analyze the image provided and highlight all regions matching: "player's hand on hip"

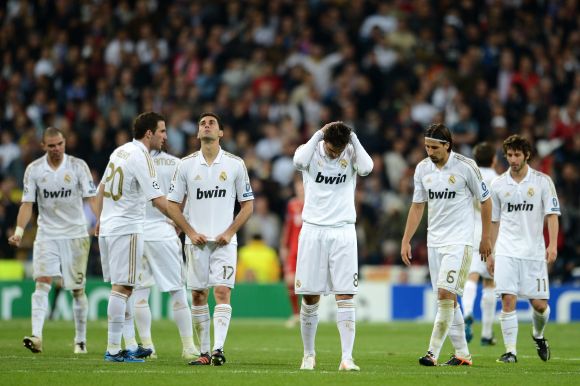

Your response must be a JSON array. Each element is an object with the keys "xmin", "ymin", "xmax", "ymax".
[
  {"xmin": 400, "ymin": 243, "xmax": 412, "ymax": 266},
  {"xmin": 8, "ymin": 235, "xmax": 21, "ymax": 247},
  {"xmin": 479, "ymin": 238, "xmax": 492, "ymax": 261},
  {"xmin": 545, "ymin": 245, "xmax": 557, "ymax": 264},
  {"xmin": 215, "ymin": 232, "xmax": 232, "ymax": 246},
  {"xmin": 189, "ymin": 232, "xmax": 207, "ymax": 246}
]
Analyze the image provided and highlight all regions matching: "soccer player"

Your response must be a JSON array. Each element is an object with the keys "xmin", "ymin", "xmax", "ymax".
[
  {"xmin": 123, "ymin": 147, "xmax": 198, "ymax": 360},
  {"xmin": 293, "ymin": 121, "xmax": 373, "ymax": 372},
  {"xmin": 463, "ymin": 142, "xmax": 500, "ymax": 346},
  {"xmin": 9, "ymin": 127, "xmax": 97, "ymax": 354},
  {"xmin": 279, "ymin": 174, "xmax": 304, "ymax": 328},
  {"xmin": 96, "ymin": 112, "xmax": 197, "ymax": 363},
  {"xmin": 167, "ymin": 112, "xmax": 254, "ymax": 366},
  {"xmin": 401, "ymin": 123, "xmax": 492, "ymax": 366},
  {"xmin": 487, "ymin": 135, "xmax": 560, "ymax": 364}
]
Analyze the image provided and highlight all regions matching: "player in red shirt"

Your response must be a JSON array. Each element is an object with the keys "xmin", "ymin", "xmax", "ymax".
[{"xmin": 280, "ymin": 175, "xmax": 304, "ymax": 327}]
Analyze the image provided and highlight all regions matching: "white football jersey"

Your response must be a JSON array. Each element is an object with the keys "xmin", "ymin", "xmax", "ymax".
[
  {"xmin": 491, "ymin": 166, "xmax": 561, "ymax": 260},
  {"xmin": 412, "ymin": 151, "xmax": 490, "ymax": 247},
  {"xmin": 168, "ymin": 148, "xmax": 254, "ymax": 245},
  {"xmin": 473, "ymin": 167, "xmax": 499, "ymax": 245},
  {"xmin": 22, "ymin": 154, "xmax": 96, "ymax": 240},
  {"xmin": 144, "ymin": 150, "xmax": 180, "ymax": 241},
  {"xmin": 99, "ymin": 140, "xmax": 164, "ymax": 236},
  {"xmin": 293, "ymin": 130, "xmax": 373, "ymax": 226}
]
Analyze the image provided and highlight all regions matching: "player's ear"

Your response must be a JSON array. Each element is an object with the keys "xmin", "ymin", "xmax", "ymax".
[{"xmin": 218, "ymin": 128, "xmax": 224, "ymax": 138}]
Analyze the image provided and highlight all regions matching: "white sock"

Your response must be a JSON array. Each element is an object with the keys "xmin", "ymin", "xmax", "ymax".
[
  {"xmin": 107, "ymin": 291, "xmax": 128, "ymax": 355},
  {"xmin": 448, "ymin": 304, "xmax": 470, "ymax": 358},
  {"xmin": 462, "ymin": 280, "xmax": 477, "ymax": 317},
  {"xmin": 133, "ymin": 288, "xmax": 153, "ymax": 349},
  {"xmin": 336, "ymin": 299, "xmax": 356, "ymax": 361},
  {"xmin": 300, "ymin": 300, "xmax": 319, "ymax": 356},
  {"xmin": 31, "ymin": 282, "xmax": 51, "ymax": 338},
  {"xmin": 192, "ymin": 304, "xmax": 211, "ymax": 354},
  {"xmin": 213, "ymin": 304, "xmax": 232, "ymax": 351},
  {"xmin": 532, "ymin": 306, "xmax": 550, "ymax": 339},
  {"xmin": 428, "ymin": 299, "xmax": 454, "ymax": 360},
  {"xmin": 481, "ymin": 288, "xmax": 496, "ymax": 339},
  {"xmin": 170, "ymin": 289, "xmax": 194, "ymax": 351},
  {"xmin": 500, "ymin": 310, "xmax": 518, "ymax": 355},
  {"xmin": 72, "ymin": 291, "xmax": 88, "ymax": 343},
  {"xmin": 122, "ymin": 294, "xmax": 138, "ymax": 351}
]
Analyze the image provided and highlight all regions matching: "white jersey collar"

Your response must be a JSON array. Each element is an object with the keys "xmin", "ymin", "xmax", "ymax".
[
  {"xmin": 200, "ymin": 147, "xmax": 224, "ymax": 166},
  {"xmin": 507, "ymin": 165, "xmax": 532, "ymax": 185},
  {"xmin": 43, "ymin": 153, "xmax": 68, "ymax": 172},
  {"xmin": 132, "ymin": 139, "xmax": 149, "ymax": 153}
]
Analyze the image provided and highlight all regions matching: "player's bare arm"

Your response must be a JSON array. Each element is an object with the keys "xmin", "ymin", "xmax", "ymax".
[
  {"xmin": 215, "ymin": 199, "xmax": 254, "ymax": 246},
  {"xmin": 487, "ymin": 221, "xmax": 500, "ymax": 276},
  {"xmin": 479, "ymin": 198, "xmax": 492, "ymax": 261},
  {"xmin": 166, "ymin": 199, "xmax": 207, "ymax": 245},
  {"xmin": 545, "ymin": 214, "xmax": 559, "ymax": 264},
  {"xmin": 8, "ymin": 202, "xmax": 33, "ymax": 247},
  {"xmin": 94, "ymin": 184, "xmax": 105, "ymax": 237},
  {"xmin": 401, "ymin": 202, "xmax": 425, "ymax": 266}
]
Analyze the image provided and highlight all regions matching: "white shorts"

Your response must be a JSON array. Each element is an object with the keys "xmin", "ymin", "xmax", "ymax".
[
  {"xmin": 469, "ymin": 251, "xmax": 493, "ymax": 279},
  {"xmin": 33, "ymin": 237, "xmax": 90, "ymax": 290},
  {"xmin": 295, "ymin": 223, "xmax": 358, "ymax": 295},
  {"xmin": 136, "ymin": 237, "xmax": 185, "ymax": 292},
  {"xmin": 184, "ymin": 242, "xmax": 237, "ymax": 290},
  {"xmin": 98, "ymin": 234, "xmax": 143, "ymax": 286},
  {"xmin": 494, "ymin": 255, "xmax": 550, "ymax": 299},
  {"xmin": 428, "ymin": 245, "xmax": 472, "ymax": 296}
]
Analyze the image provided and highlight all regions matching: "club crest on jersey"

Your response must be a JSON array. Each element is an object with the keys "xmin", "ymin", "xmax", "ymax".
[
  {"xmin": 448, "ymin": 175, "xmax": 456, "ymax": 184},
  {"xmin": 295, "ymin": 280, "xmax": 301, "ymax": 288},
  {"xmin": 505, "ymin": 192, "xmax": 510, "ymax": 197},
  {"xmin": 64, "ymin": 174, "xmax": 72, "ymax": 183},
  {"xmin": 339, "ymin": 159, "xmax": 348, "ymax": 169},
  {"xmin": 195, "ymin": 175, "xmax": 202, "ymax": 180},
  {"xmin": 527, "ymin": 187, "xmax": 534, "ymax": 197},
  {"xmin": 219, "ymin": 171, "xmax": 227, "ymax": 181}
]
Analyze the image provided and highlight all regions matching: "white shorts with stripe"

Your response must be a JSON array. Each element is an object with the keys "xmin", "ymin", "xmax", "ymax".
[
  {"xmin": 136, "ymin": 237, "xmax": 185, "ymax": 292},
  {"xmin": 33, "ymin": 237, "xmax": 90, "ymax": 290},
  {"xmin": 427, "ymin": 244, "xmax": 472, "ymax": 296},
  {"xmin": 184, "ymin": 242, "xmax": 237, "ymax": 290},
  {"xmin": 295, "ymin": 223, "xmax": 358, "ymax": 295},
  {"xmin": 98, "ymin": 234, "xmax": 142, "ymax": 286},
  {"xmin": 494, "ymin": 255, "xmax": 550, "ymax": 299},
  {"xmin": 469, "ymin": 251, "xmax": 493, "ymax": 279}
]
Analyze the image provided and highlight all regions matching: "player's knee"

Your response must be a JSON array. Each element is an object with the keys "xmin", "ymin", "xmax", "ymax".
[
  {"xmin": 531, "ymin": 300, "xmax": 548, "ymax": 313},
  {"xmin": 36, "ymin": 277, "xmax": 52, "ymax": 285},
  {"xmin": 213, "ymin": 286, "xmax": 231, "ymax": 303}
]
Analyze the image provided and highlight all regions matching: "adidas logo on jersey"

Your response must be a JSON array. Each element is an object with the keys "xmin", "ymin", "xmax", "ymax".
[
  {"xmin": 315, "ymin": 172, "xmax": 347, "ymax": 185},
  {"xmin": 507, "ymin": 201, "xmax": 534, "ymax": 212},
  {"xmin": 196, "ymin": 186, "xmax": 226, "ymax": 199},
  {"xmin": 428, "ymin": 189, "xmax": 456, "ymax": 199},
  {"xmin": 43, "ymin": 188, "xmax": 72, "ymax": 198}
]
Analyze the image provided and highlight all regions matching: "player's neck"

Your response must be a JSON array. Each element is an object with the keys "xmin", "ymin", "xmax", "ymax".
[
  {"xmin": 47, "ymin": 155, "xmax": 63, "ymax": 170},
  {"xmin": 510, "ymin": 164, "xmax": 528, "ymax": 182},
  {"xmin": 200, "ymin": 141, "xmax": 220, "ymax": 165},
  {"xmin": 434, "ymin": 153, "xmax": 450, "ymax": 169}
]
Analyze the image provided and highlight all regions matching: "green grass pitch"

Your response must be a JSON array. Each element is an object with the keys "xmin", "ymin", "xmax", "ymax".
[{"xmin": 1, "ymin": 319, "xmax": 579, "ymax": 386}]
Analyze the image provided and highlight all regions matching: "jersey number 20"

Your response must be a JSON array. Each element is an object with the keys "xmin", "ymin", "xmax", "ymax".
[{"xmin": 103, "ymin": 162, "xmax": 124, "ymax": 201}]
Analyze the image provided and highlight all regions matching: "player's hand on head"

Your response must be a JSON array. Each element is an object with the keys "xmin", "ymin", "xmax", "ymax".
[{"xmin": 400, "ymin": 243, "xmax": 412, "ymax": 266}]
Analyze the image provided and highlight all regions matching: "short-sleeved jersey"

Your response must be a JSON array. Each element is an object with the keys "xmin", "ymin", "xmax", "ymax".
[
  {"xmin": 99, "ymin": 140, "xmax": 164, "ymax": 236},
  {"xmin": 491, "ymin": 167, "xmax": 561, "ymax": 260},
  {"xmin": 412, "ymin": 151, "xmax": 490, "ymax": 247},
  {"xmin": 473, "ymin": 167, "xmax": 499, "ymax": 245},
  {"xmin": 168, "ymin": 148, "xmax": 253, "ymax": 245},
  {"xmin": 297, "ymin": 142, "xmax": 363, "ymax": 226},
  {"xmin": 144, "ymin": 151, "xmax": 180, "ymax": 241},
  {"xmin": 22, "ymin": 154, "xmax": 96, "ymax": 240}
]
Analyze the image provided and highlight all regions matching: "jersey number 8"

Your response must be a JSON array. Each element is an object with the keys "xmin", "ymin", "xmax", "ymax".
[{"xmin": 103, "ymin": 162, "xmax": 124, "ymax": 201}]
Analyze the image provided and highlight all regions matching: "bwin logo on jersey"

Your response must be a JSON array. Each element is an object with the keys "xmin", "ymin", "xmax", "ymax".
[
  {"xmin": 507, "ymin": 201, "xmax": 534, "ymax": 212},
  {"xmin": 196, "ymin": 186, "xmax": 226, "ymax": 199},
  {"xmin": 43, "ymin": 188, "xmax": 72, "ymax": 198},
  {"xmin": 315, "ymin": 172, "xmax": 347, "ymax": 185},
  {"xmin": 428, "ymin": 189, "xmax": 456, "ymax": 199}
]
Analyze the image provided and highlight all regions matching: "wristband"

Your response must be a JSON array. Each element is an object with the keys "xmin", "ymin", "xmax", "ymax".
[{"xmin": 15, "ymin": 226, "xmax": 24, "ymax": 238}]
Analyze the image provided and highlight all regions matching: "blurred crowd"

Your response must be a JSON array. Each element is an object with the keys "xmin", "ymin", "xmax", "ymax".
[{"xmin": 0, "ymin": 0, "xmax": 578, "ymax": 283}]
